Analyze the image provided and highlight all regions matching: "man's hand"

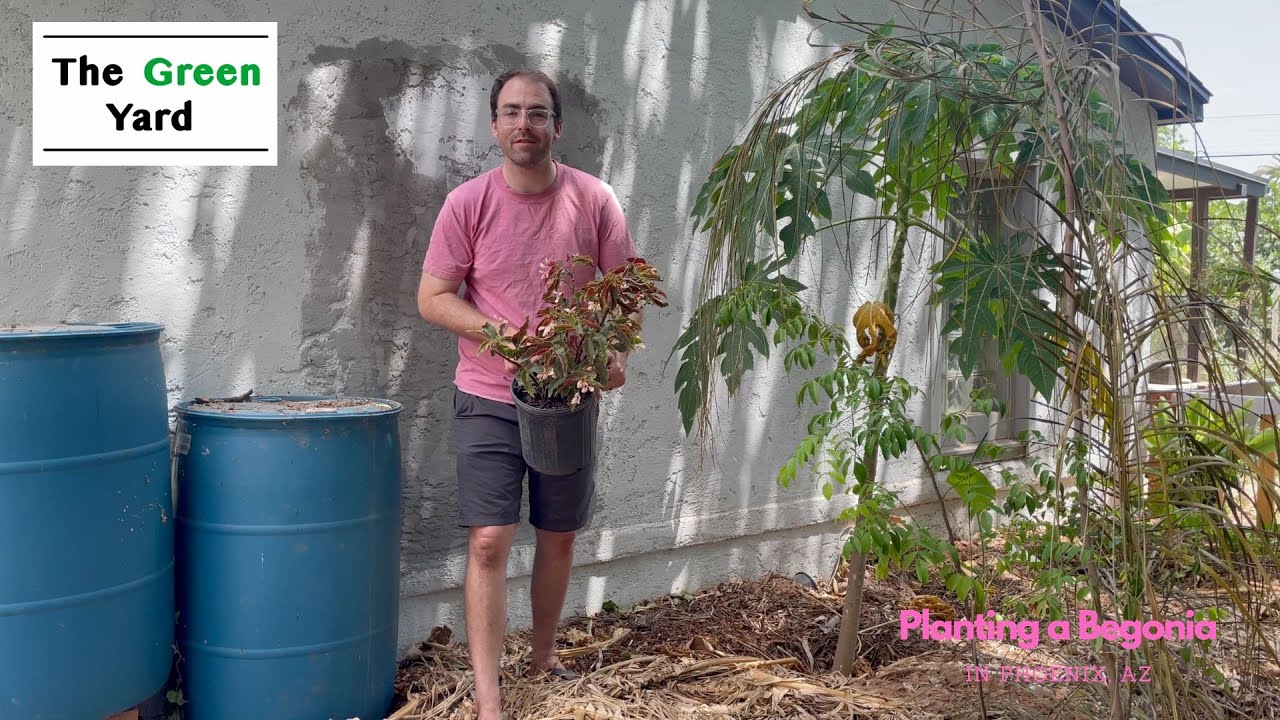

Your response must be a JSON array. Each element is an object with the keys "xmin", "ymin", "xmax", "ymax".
[
  {"xmin": 493, "ymin": 321, "xmax": 520, "ymax": 373},
  {"xmin": 603, "ymin": 352, "xmax": 627, "ymax": 391},
  {"xmin": 419, "ymin": 271, "xmax": 498, "ymax": 345},
  {"xmin": 603, "ymin": 309, "xmax": 643, "ymax": 392}
]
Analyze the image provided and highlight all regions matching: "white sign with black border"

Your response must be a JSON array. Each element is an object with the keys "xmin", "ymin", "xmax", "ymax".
[{"xmin": 32, "ymin": 22, "xmax": 277, "ymax": 166}]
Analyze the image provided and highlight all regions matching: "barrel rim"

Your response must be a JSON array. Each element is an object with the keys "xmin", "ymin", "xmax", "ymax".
[
  {"xmin": 0, "ymin": 321, "xmax": 164, "ymax": 339},
  {"xmin": 175, "ymin": 394, "xmax": 403, "ymax": 420}
]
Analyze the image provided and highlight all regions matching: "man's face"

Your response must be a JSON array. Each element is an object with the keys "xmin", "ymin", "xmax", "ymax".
[{"xmin": 491, "ymin": 76, "xmax": 560, "ymax": 169}]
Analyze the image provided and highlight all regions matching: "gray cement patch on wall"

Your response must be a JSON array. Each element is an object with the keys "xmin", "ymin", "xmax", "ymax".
[{"xmin": 289, "ymin": 38, "xmax": 615, "ymax": 565}]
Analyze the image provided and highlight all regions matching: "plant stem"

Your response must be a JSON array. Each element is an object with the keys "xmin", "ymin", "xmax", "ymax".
[
  {"xmin": 918, "ymin": 444, "xmax": 962, "ymax": 547},
  {"xmin": 832, "ymin": 186, "xmax": 912, "ymax": 676},
  {"xmin": 1020, "ymin": 4, "xmax": 1122, "ymax": 716}
]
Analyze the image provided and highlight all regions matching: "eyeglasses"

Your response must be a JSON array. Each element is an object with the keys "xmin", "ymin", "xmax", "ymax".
[{"xmin": 497, "ymin": 108, "xmax": 557, "ymax": 128}]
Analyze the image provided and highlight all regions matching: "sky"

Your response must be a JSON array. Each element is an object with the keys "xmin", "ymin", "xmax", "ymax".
[{"xmin": 1121, "ymin": 0, "xmax": 1280, "ymax": 173}]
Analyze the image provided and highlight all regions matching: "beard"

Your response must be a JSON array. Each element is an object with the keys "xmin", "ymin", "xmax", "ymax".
[{"xmin": 502, "ymin": 135, "xmax": 552, "ymax": 168}]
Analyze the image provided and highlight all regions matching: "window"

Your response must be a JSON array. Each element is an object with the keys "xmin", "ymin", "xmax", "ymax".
[{"xmin": 938, "ymin": 181, "xmax": 1030, "ymax": 452}]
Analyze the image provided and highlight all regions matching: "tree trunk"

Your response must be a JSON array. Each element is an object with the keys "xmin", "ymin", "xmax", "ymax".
[
  {"xmin": 832, "ymin": 195, "xmax": 910, "ymax": 675},
  {"xmin": 832, "ymin": 545, "xmax": 868, "ymax": 673}
]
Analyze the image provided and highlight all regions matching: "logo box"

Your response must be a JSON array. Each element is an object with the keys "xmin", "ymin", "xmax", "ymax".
[{"xmin": 32, "ymin": 22, "xmax": 277, "ymax": 166}]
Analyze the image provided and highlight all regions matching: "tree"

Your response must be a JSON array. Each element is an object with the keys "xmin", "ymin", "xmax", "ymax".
[{"xmin": 674, "ymin": 3, "xmax": 1280, "ymax": 717}]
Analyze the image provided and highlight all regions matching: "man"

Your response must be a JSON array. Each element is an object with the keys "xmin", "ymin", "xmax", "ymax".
[{"xmin": 416, "ymin": 69, "xmax": 637, "ymax": 720}]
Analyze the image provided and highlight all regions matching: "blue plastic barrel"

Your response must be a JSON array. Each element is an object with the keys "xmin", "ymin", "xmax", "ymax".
[
  {"xmin": 174, "ymin": 396, "xmax": 403, "ymax": 720},
  {"xmin": 0, "ymin": 322, "xmax": 174, "ymax": 720}
]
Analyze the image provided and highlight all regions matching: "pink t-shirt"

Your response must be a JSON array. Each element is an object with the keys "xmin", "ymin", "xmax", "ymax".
[{"xmin": 422, "ymin": 163, "xmax": 638, "ymax": 404}]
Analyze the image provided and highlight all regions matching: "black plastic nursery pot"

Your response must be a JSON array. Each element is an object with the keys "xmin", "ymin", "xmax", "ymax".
[{"xmin": 511, "ymin": 380, "xmax": 599, "ymax": 476}]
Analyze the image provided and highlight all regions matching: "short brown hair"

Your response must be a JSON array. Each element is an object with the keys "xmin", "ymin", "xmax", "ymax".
[{"xmin": 490, "ymin": 69, "xmax": 562, "ymax": 128}]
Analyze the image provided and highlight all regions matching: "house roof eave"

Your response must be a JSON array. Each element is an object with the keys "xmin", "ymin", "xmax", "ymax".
[
  {"xmin": 1156, "ymin": 147, "xmax": 1270, "ymax": 200},
  {"xmin": 1038, "ymin": 0, "xmax": 1212, "ymax": 124}
]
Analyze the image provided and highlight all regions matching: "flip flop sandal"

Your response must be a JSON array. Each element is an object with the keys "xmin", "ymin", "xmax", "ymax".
[{"xmin": 549, "ymin": 666, "xmax": 580, "ymax": 681}]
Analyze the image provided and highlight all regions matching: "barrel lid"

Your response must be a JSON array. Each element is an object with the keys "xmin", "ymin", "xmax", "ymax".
[
  {"xmin": 0, "ymin": 321, "xmax": 163, "ymax": 338},
  {"xmin": 176, "ymin": 395, "xmax": 401, "ymax": 419}
]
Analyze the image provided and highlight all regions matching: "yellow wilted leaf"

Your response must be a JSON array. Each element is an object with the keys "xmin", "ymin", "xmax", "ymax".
[
  {"xmin": 853, "ymin": 301, "xmax": 897, "ymax": 365},
  {"xmin": 905, "ymin": 594, "xmax": 956, "ymax": 620}
]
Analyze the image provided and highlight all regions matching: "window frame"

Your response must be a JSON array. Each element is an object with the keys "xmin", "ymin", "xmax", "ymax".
[{"xmin": 932, "ymin": 170, "xmax": 1035, "ymax": 458}]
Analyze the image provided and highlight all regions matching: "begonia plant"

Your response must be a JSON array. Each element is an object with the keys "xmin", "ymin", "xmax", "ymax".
[{"xmin": 478, "ymin": 255, "xmax": 667, "ymax": 410}]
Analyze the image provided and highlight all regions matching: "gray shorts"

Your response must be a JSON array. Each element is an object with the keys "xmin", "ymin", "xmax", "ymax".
[{"xmin": 451, "ymin": 389, "xmax": 595, "ymax": 532}]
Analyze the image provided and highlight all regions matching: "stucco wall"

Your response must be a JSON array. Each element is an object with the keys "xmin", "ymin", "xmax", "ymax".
[{"xmin": 1, "ymin": 0, "xmax": 1160, "ymax": 656}]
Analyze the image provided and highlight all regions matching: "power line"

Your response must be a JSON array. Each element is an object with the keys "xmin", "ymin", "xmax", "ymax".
[{"xmin": 1203, "ymin": 113, "xmax": 1280, "ymax": 120}]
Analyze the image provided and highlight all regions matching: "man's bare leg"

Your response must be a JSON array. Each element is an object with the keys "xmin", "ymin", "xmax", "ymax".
[
  {"xmin": 465, "ymin": 524, "xmax": 517, "ymax": 720},
  {"xmin": 529, "ymin": 528, "xmax": 577, "ymax": 672}
]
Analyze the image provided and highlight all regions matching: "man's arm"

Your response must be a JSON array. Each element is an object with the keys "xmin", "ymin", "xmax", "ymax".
[
  {"xmin": 603, "ymin": 308, "xmax": 644, "ymax": 391},
  {"xmin": 417, "ymin": 271, "xmax": 503, "ymax": 342}
]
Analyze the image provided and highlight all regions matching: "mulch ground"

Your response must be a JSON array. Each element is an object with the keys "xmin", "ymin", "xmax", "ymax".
[{"xmin": 389, "ymin": 563, "xmax": 1199, "ymax": 719}]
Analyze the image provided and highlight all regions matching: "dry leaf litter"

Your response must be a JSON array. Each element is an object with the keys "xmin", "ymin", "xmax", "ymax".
[{"xmin": 389, "ymin": 565, "xmax": 1239, "ymax": 720}]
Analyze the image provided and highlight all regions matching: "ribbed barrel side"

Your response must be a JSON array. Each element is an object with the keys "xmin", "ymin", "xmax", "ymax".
[
  {"xmin": 0, "ymin": 323, "xmax": 174, "ymax": 720},
  {"xmin": 175, "ymin": 397, "xmax": 402, "ymax": 720}
]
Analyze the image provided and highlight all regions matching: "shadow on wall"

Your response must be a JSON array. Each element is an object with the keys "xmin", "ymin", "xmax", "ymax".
[
  {"xmin": 288, "ymin": 39, "xmax": 611, "ymax": 562},
  {"xmin": 0, "ymin": 137, "xmax": 296, "ymax": 419}
]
